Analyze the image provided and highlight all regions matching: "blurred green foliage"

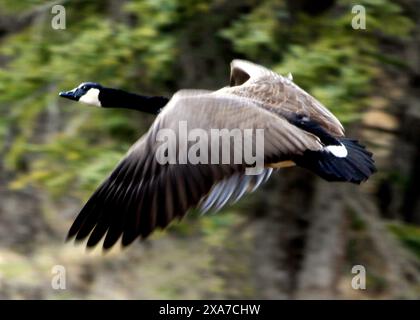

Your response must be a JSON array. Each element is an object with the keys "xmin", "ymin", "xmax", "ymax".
[
  {"xmin": 0, "ymin": 0, "xmax": 413, "ymax": 201},
  {"xmin": 388, "ymin": 223, "xmax": 420, "ymax": 260}
]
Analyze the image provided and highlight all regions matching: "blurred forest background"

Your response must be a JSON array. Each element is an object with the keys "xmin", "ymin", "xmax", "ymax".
[{"xmin": 0, "ymin": 0, "xmax": 420, "ymax": 299}]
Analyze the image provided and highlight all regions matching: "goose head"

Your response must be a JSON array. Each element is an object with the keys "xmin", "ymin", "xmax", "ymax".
[
  {"xmin": 59, "ymin": 82, "xmax": 168, "ymax": 114},
  {"xmin": 59, "ymin": 82, "xmax": 103, "ymax": 107}
]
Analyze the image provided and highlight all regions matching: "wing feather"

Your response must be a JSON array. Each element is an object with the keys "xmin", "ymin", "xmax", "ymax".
[{"xmin": 67, "ymin": 93, "xmax": 322, "ymax": 249}]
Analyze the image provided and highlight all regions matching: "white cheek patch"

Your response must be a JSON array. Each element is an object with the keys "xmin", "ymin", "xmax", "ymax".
[
  {"xmin": 79, "ymin": 88, "xmax": 101, "ymax": 107},
  {"xmin": 325, "ymin": 143, "xmax": 348, "ymax": 158}
]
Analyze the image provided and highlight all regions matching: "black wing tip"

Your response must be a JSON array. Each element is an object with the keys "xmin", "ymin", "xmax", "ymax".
[
  {"xmin": 65, "ymin": 232, "xmax": 74, "ymax": 243},
  {"xmin": 65, "ymin": 218, "xmax": 163, "ymax": 251},
  {"xmin": 65, "ymin": 224, "xmax": 85, "ymax": 243},
  {"xmin": 66, "ymin": 223, "xmax": 155, "ymax": 251},
  {"xmin": 295, "ymin": 138, "xmax": 376, "ymax": 184},
  {"xmin": 66, "ymin": 222, "xmax": 81, "ymax": 241}
]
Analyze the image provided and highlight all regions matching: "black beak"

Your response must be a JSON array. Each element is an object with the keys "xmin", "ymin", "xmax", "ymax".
[{"xmin": 59, "ymin": 89, "xmax": 78, "ymax": 101}]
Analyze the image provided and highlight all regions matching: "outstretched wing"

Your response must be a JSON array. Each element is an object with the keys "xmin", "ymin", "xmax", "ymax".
[{"xmin": 67, "ymin": 93, "xmax": 322, "ymax": 249}]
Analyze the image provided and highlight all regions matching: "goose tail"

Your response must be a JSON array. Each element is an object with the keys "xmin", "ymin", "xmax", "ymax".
[{"xmin": 294, "ymin": 138, "xmax": 376, "ymax": 184}]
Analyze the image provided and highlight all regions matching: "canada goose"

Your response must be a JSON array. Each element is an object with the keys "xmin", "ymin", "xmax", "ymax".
[{"xmin": 59, "ymin": 59, "xmax": 375, "ymax": 249}]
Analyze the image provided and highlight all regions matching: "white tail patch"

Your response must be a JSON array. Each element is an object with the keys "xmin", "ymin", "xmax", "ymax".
[
  {"xmin": 79, "ymin": 88, "xmax": 101, "ymax": 107},
  {"xmin": 325, "ymin": 143, "xmax": 348, "ymax": 158}
]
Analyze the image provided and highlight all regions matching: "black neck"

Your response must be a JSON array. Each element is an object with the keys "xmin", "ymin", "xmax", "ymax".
[{"xmin": 98, "ymin": 88, "xmax": 169, "ymax": 114}]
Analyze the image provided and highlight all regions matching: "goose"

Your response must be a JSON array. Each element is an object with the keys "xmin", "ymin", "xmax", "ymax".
[{"xmin": 59, "ymin": 59, "xmax": 376, "ymax": 249}]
